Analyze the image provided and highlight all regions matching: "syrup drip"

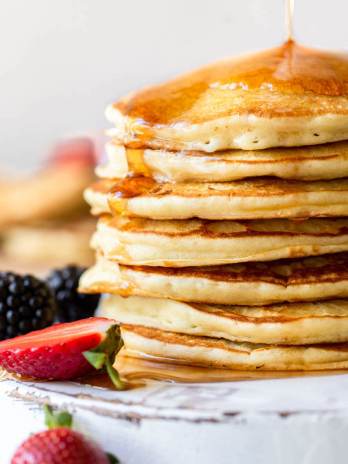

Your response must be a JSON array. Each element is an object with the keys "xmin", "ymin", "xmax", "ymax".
[
  {"xmin": 126, "ymin": 149, "xmax": 152, "ymax": 178},
  {"xmin": 111, "ymin": 176, "xmax": 156, "ymax": 199},
  {"xmin": 109, "ymin": 175, "xmax": 158, "ymax": 216}
]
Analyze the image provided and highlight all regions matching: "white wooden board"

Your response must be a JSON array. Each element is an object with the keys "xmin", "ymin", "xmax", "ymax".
[{"xmin": 1, "ymin": 372, "xmax": 348, "ymax": 463}]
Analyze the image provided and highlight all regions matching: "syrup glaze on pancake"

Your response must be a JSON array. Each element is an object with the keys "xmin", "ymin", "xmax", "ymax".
[
  {"xmin": 92, "ymin": 215, "xmax": 348, "ymax": 267},
  {"xmin": 121, "ymin": 325, "xmax": 348, "ymax": 371},
  {"xmin": 87, "ymin": 176, "xmax": 348, "ymax": 220},
  {"xmin": 107, "ymin": 41, "xmax": 348, "ymax": 151},
  {"xmin": 97, "ymin": 140, "xmax": 348, "ymax": 182}
]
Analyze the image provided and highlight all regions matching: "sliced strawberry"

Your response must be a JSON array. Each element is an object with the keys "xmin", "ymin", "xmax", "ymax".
[
  {"xmin": 48, "ymin": 137, "xmax": 97, "ymax": 167},
  {"xmin": 0, "ymin": 317, "xmax": 124, "ymax": 389}
]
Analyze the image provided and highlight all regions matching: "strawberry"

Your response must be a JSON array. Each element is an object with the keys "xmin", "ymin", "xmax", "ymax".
[
  {"xmin": 48, "ymin": 137, "xmax": 97, "ymax": 167},
  {"xmin": 12, "ymin": 428, "xmax": 109, "ymax": 464},
  {"xmin": 0, "ymin": 317, "xmax": 124, "ymax": 389},
  {"xmin": 11, "ymin": 405, "xmax": 118, "ymax": 464}
]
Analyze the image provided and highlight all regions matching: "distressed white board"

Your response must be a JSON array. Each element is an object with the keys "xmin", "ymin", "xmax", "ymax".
[{"xmin": 1, "ymin": 373, "xmax": 348, "ymax": 463}]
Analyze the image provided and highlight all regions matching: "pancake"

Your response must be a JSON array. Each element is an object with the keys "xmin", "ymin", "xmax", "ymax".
[
  {"xmin": 121, "ymin": 325, "xmax": 348, "ymax": 371},
  {"xmin": 2, "ymin": 219, "xmax": 94, "ymax": 266},
  {"xmin": 87, "ymin": 177, "xmax": 348, "ymax": 220},
  {"xmin": 80, "ymin": 253, "xmax": 348, "ymax": 305},
  {"xmin": 0, "ymin": 160, "xmax": 93, "ymax": 227},
  {"xmin": 107, "ymin": 41, "xmax": 348, "ymax": 152},
  {"xmin": 100, "ymin": 294, "xmax": 348, "ymax": 345},
  {"xmin": 92, "ymin": 215, "xmax": 348, "ymax": 267},
  {"xmin": 98, "ymin": 140, "xmax": 348, "ymax": 183}
]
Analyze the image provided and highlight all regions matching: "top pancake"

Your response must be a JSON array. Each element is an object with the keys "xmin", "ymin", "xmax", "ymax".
[{"xmin": 107, "ymin": 41, "xmax": 348, "ymax": 152}]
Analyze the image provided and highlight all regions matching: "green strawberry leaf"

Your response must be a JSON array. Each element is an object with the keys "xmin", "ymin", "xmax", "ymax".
[
  {"xmin": 83, "ymin": 325, "xmax": 125, "ymax": 390},
  {"xmin": 44, "ymin": 404, "xmax": 73, "ymax": 429},
  {"xmin": 83, "ymin": 351, "xmax": 106, "ymax": 369},
  {"xmin": 106, "ymin": 452, "xmax": 121, "ymax": 463}
]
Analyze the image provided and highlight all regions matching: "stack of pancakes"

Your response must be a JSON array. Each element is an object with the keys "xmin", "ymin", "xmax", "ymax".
[{"xmin": 80, "ymin": 41, "xmax": 348, "ymax": 370}]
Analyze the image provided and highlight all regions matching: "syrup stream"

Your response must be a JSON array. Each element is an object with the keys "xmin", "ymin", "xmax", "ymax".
[{"xmin": 285, "ymin": 0, "xmax": 294, "ymax": 41}]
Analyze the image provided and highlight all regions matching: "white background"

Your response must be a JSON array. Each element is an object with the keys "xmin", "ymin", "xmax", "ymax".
[{"xmin": 0, "ymin": 0, "xmax": 347, "ymax": 169}]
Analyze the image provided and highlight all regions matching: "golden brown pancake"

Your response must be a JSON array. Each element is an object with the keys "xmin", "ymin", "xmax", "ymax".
[
  {"xmin": 0, "ymin": 162, "xmax": 93, "ymax": 227},
  {"xmin": 87, "ymin": 176, "xmax": 348, "ymax": 220},
  {"xmin": 107, "ymin": 41, "xmax": 348, "ymax": 151},
  {"xmin": 92, "ymin": 215, "xmax": 348, "ymax": 267},
  {"xmin": 98, "ymin": 140, "xmax": 348, "ymax": 183},
  {"xmin": 100, "ymin": 294, "xmax": 348, "ymax": 345},
  {"xmin": 121, "ymin": 325, "xmax": 348, "ymax": 371},
  {"xmin": 2, "ymin": 219, "xmax": 94, "ymax": 267},
  {"xmin": 80, "ymin": 253, "xmax": 348, "ymax": 305}
]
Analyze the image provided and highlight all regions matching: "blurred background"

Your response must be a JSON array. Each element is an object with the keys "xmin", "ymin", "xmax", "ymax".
[{"xmin": 1, "ymin": 0, "xmax": 346, "ymax": 170}]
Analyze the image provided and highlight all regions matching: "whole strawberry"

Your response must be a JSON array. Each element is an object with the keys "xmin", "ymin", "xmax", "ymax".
[
  {"xmin": 11, "ymin": 405, "xmax": 119, "ymax": 464},
  {"xmin": 12, "ymin": 428, "xmax": 109, "ymax": 464}
]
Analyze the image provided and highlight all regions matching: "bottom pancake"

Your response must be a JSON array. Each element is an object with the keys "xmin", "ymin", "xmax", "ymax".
[
  {"xmin": 120, "ymin": 325, "xmax": 348, "ymax": 371},
  {"xmin": 99, "ymin": 294, "xmax": 348, "ymax": 345}
]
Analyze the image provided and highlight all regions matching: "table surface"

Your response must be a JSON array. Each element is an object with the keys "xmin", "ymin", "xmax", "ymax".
[{"xmin": 2, "ymin": 370, "xmax": 348, "ymax": 464}]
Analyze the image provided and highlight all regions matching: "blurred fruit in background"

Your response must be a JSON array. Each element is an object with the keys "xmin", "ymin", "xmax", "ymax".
[{"xmin": 0, "ymin": 137, "xmax": 98, "ymax": 274}]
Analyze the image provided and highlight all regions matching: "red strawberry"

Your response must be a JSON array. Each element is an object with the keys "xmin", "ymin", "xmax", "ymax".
[
  {"xmin": 11, "ymin": 405, "xmax": 118, "ymax": 464},
  {"xmin": 12, "ymin": 428, "xmax": 109, "ymax": 464},
  {"xmin": 49, "ymin": 137, "xmax": 97, "ymax": 167},
  {"xmin": 0, "ymin": 317, "xmax": 124, "ymax": 389}
]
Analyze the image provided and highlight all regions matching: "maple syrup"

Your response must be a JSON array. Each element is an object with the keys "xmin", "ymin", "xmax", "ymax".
[
  {"xmin": 77, "ymin": 355, "xmax": 348, "ymax": 390},
  {"xmin": 126, "ymin": 149, "xmax": 153, "ymax": 178},
  {"xmin": 2, "ymin": 359, "xmax": 348, "ymax": 392},
  {"xmin": 109, "ymin": 175, "xmax": 156, "ymax": 215},
  {"xmin": 111, "ymin": 176, "xmax": 156, "ymax": 199},
  {"xmin": 285, "ymin": 0, "xmax": 294, "ymax": 41},
  {"xmin": 115, "ymin": 41, "xmax": 348, "ymax": 127}
]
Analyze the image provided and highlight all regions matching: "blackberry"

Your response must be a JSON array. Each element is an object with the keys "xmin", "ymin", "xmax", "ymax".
[
  {"xmin": 47, "ymin": 265, "xmax": 100, "ymax": 323},
  {"xmin": 0, "ymin": 272, "xmax": 56, "ymax": 340}
]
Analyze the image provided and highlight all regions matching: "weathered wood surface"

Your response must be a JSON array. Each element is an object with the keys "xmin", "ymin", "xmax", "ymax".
[{"xmin": 2, "ymin": 373, "xmax": 348, "ymax": 463}]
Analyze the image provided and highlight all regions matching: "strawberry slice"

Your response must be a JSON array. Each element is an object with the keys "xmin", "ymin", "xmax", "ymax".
[
  {"xmin": 0, "ymin": 317, "xmax": 124, "ymax": 389},
  {"xmin": 48, "ymin": 137, "xmax": 97, "ymax": 167}
]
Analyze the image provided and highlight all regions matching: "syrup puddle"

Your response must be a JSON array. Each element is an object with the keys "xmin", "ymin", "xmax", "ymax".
[
  {"xmin": 78, "ymin": 355, "xmax": 348, "ymax": 391},
  {"xmin": 3, "ymin": 357, "xmax": 348, "ymax": 392}
]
